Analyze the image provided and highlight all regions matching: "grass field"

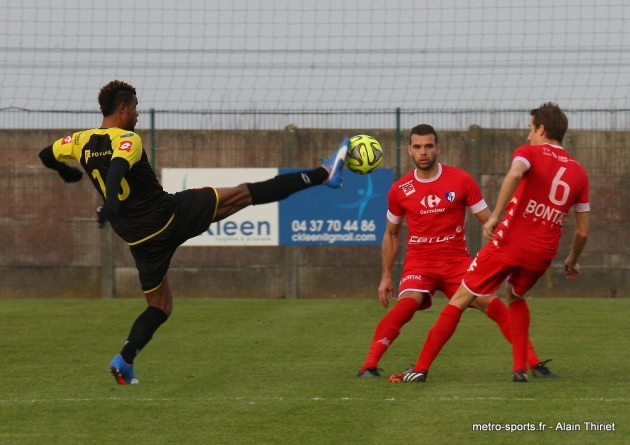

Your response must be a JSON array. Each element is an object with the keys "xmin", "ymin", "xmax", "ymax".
[{"xmin": 0, "ymin": 297, "xmax": 628, "ymax": 445}]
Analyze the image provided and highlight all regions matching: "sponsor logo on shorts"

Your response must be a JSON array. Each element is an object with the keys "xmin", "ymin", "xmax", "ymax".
[
  {"xmin": 400, "ymin": 274, "xmax": 422, "ymax": 284},
  {"xmin": 61, "ymin": 135, "xmax": 73, "ymax": 145},
  {"xmin": 119, "ymin": 141, "xmax": 132, "ymax": 151}
]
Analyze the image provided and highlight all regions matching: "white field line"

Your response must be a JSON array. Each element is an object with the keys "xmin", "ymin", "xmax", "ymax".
[{"xmin": 0, "ymin": 396, "xmax": 629, "ymax": 404}]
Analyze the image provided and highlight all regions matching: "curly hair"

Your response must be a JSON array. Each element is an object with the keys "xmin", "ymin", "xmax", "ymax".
[
  {"xmin": 530, "ymin": 102, "xmax": 568, "ymax": 144},
  {"xmin": 98, "ymin": 80, "xmax": 137, "ymax": 117}
]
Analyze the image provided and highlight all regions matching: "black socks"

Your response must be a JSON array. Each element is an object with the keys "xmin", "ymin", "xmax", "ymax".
[
  {"xmin": 247, "ymin": 167, "xmax": 328, "ymax": 205},
  {"xmin": 120, "ymin": 306, "xmax": 169, "ymax": 364}
]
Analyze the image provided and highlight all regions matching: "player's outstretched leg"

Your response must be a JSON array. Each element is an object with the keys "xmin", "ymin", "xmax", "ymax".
[
  {"xmin": 357, "ymin": 298, "xmax": 419, "ymax": 378},
  {"xmin": 215, "ymin": 138, "xmax": 350, "ymax": 223},
  {"xmin": 389, "ymin": 303, "xmax": 464, "ymax": 383}
]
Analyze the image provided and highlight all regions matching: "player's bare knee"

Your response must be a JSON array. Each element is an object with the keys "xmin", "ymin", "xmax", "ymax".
[{"xmin": 145, "ymin": 285, "xmax": 173, "ymax": 316}]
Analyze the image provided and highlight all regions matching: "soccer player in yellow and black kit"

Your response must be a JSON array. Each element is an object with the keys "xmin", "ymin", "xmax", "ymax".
[{"xmin": 39, "ymin": 80, "xmax": 350, "ymax": 385}]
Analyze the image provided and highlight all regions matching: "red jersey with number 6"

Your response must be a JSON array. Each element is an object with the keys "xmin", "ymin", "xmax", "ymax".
[
  {"xmin": 387, "ymin": 164, "xmax": 487, "ymax": 259},
  {"xmin": 490, "ymin": 143, "xmax": 590, "ymax": 269}
]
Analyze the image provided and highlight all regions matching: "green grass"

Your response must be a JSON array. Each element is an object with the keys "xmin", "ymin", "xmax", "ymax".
[{"xmin": 0, "ymin": 297, "xmax": 628, "ymax": 445}]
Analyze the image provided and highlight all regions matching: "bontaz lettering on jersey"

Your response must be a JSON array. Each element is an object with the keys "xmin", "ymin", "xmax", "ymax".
[
  {"xmin": 206, "ymin": 220, "xmax": 271, "ymax": 237},
  {"xmin": 84, "ymin": 150, "xmax": 112, "ymax": 163},
  {"xmin": 409, "ymin": 234, "xmax": 456, "ymax": 244},
  {"xmin": 524, "ymin": 199, "xmax": 567, "ymax": 225}
]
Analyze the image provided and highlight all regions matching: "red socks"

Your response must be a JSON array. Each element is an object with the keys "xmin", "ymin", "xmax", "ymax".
[
  {"xmin": 508, "ymin": 299, "xmax": 530, "ymax": 372},
  {"xmin": 414, "ymin": 304, "xmax": 462, "ymax": 372},
  {"xmin": 486, "ymin": 298, "xmax": 541, "ymax": 369},
  {"xmin": 359, "ymin": 298, "xmax": 419, "ymax": 371}
]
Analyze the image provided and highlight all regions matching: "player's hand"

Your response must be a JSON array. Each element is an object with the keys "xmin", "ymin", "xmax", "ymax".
[
  {"xmin": 482, "ymin": 215, "xmax": 500, "ymax": 240},
  {"xmin": 57, "ymin": 166, "xmax": 83, "ymax": 183},
  {"xmin": 378, "ymin": 276, "xmax": 394, "ymax": 309},
  {"xmin": 97, "ymin": 204, "xmax": 118, "ymax": 228},
  {"xmin": 564, "ymin": 261, "xmax": 580, "ymax": 280}
]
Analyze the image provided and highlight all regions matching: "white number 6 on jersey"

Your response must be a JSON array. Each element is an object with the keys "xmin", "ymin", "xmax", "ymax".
[{"xmin": 549, "ymin": 167, "xmax": 570, "ymax": 206}]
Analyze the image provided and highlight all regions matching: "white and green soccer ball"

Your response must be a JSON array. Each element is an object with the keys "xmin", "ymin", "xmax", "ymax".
[{"xmin": 345, "ymin": 134, "xmax": 384, "ymax": 175}]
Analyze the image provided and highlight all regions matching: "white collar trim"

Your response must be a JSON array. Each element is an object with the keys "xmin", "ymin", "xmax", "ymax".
[{"xmin": 414, "ymin": 163, "xmax": 442, "ymax": 183}]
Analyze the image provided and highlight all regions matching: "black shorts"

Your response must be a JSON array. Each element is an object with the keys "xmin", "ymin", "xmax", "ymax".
[{"xmin": 129, "ymin": 187, "xmax": 219, "ymax": 292}]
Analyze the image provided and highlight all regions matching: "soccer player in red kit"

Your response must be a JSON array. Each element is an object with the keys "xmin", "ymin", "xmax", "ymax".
[
  {"xmin": 391, "ymin": 103, "xmax": 589, "ymax": 383},
  {"xmin": 357, "ymin": 124, "xmax": 555, "ymax": 379}
]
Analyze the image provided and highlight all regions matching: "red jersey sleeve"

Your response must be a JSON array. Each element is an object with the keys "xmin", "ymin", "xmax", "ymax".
[
  {"xmin": 387, "ymin": 184, "xmax": 405, "ymax": 224},
  {"xmin": 512, "ymin": 144, "xmax": 533, "ymax": 168}
]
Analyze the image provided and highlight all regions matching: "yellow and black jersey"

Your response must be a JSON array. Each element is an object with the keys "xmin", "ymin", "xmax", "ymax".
[{"xmin": 52, "ymin": 128, "xmax": 175, "ymax": 244}]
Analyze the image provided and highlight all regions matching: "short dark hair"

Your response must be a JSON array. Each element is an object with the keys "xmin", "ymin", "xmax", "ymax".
[
  {"xmin": 98, "ymin": 80, "xmax": 137, "ymax": 117},
  {"xmin": 409, "ymin": 124, "xmax": 438, "ymax": 145},
  {"xmin": 530, "ymin": 102, "xmax": 568, "ymax": 144}
]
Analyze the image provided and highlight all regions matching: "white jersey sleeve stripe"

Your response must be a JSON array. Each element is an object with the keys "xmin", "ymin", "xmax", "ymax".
[
  {"xmin": 387, "ymin": 210, "xmax": 404, "ymax": 224},
  {"xmin": 468, "ymin": 199, "xmax": 488, "ymax": 215},
  {"xmin": 514, "ymin": 156, "xmax": 531, "ymax": 170},
  {"xmin": 573, "ymin": 202, "xmax": 590, "ymax": 212}
]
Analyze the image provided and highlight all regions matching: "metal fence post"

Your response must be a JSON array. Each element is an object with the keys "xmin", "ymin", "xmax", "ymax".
[
  {"xmin": 466, "ymin": 124, "xmax": 483, "ymax": 257},
  {"xmin": 101, "ymin": 224, "xmax": 114, "ymax": 298},
  {"xmin": 394, "ymin": 107, "xmax": 403, "ymax": 289},
  {"xmin": 395, "ymin": 107, "xmax": 402, "ymax": 180},
  {"xmin": 150, "ymin": 108, "xmax": 156, "ymax": 168},
  {"xmin": 284, "ymin": 124, "xmax": 299, "ymax": 299}
]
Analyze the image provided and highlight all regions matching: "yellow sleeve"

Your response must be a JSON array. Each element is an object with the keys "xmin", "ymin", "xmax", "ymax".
[
  {"xmin": 51, "ymin": 133, "xmax": 81, "ymax": 162},
  {"xmin": 111, "ymin": 132, "xmax": 143, "ymax": 167}
]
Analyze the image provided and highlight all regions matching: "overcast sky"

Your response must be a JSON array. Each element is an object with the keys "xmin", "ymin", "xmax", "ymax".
[{"xmin": 1, "ymin": 0, "xmax": 629, "ymax": 116}]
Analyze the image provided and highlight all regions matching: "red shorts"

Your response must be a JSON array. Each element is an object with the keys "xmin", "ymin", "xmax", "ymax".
[
  {"xmin": 462, "ymin": 245, "xmax": 547, "ymax": 297},
  {"xmin": 398, "ymin": 256, "xmax": 470, "ymax": 311}
]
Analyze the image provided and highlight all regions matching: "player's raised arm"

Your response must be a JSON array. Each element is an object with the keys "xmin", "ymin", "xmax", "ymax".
[
  {"xmin": 97, "ymin": 157, "xmax": 130, "ymax": 228},
  {"xmin": 378, "ymin": 219, "xmax": 401, "ymax": 308},
  {"xmin": 38, "ymin": 145, "xmax": 83, "ymax": 183}
]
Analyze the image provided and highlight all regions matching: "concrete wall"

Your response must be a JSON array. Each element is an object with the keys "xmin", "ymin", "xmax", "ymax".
[{"xmin": 1, "ymin": 127, "xmax": 627, "ymax": 299}]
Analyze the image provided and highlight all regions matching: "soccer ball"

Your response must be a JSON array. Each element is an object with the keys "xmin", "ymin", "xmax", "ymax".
[{"xmin": 345, "ymin": 134, "xmax": 383, "ymax": 174}]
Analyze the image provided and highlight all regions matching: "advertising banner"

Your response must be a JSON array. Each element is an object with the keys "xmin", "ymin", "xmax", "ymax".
[{"xmin": 162, "ymin": 168, "xmax": 392, "ymax": 246}]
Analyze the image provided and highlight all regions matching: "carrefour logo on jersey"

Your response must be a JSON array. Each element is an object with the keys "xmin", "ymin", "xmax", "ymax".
[{"xmin": 419, "ymin": 194, "xmax": 446, "ymax": 214}]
